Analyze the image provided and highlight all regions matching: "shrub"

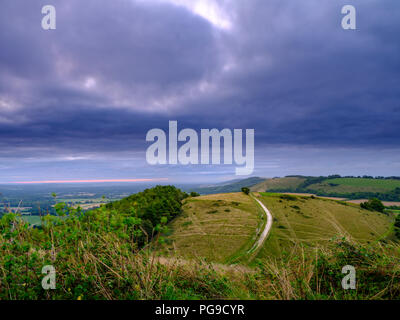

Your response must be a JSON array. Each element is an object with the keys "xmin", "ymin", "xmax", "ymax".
[
  {"xmin": 189, "ymin": 192, "xmax": 200, "ymax": 197},
  {"xmin": 280, "ymin": 194, "xmax": 297, "ymax": 201}
]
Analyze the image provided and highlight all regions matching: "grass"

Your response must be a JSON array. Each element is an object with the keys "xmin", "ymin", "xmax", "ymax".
[
  {"xmin": 254, "ymin": 193, "xmax": 393, "ymax": 260},
  {"xmin": 160, "ymin": 191, "xmax": 395, "ymax": 266},
  {"xmin": 156, "ymin": 193, "xmax": 262, "ymax": 264},
  {"xmin": 330, "ymin": 178, "xmax": 400, "ymax": 190}
]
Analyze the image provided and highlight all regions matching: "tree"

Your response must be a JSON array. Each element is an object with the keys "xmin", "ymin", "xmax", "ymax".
[
  {"xmin": 189, "ymin": 192, "xmax": 200, "ymax": 197},
  {"xmin": 241, "ymin": 187, "xmax": 250, "ymax": 195},
  {"xmin": 360, "ymin": 198, "xmax": 385, "ymax": 213}
]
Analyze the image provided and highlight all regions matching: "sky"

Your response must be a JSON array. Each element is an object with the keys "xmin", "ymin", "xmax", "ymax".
[{"xmin": 0, "ymin": 0, "xmax": 399, "ymax": 184}]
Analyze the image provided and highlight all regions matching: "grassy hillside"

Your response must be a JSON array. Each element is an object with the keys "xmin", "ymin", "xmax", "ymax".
[
  {"xmin": 153, "ymin": 191, "xmax": 400, "ymax": 299},
  {"xmin": 157, "ymin": 193, "xmax": 263, "ymax": 264},
  {"xmin": 254, "ymin": 193, "xmax": 393, "ymax": 259},
  {"xmin": 160, "ymin": 192, "xmax": 394, "ymax": 265},
  {"xmin": 306, "ymin": 178, "xmax": 400, "ymax": 193},
  {"xmin": 251, "ymin": 177, "xmax": 306, "ymax": 192}
]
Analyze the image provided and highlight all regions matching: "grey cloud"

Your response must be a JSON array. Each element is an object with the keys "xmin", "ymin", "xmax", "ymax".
[{"xmin": 0, "ymin": 0, "xmax": 399, "ymax": 181}]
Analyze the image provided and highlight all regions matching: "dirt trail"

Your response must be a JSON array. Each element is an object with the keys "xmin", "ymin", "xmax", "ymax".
[{"xmin": 247, "ymin": 195, "xmax": 273, "ymax": 254}]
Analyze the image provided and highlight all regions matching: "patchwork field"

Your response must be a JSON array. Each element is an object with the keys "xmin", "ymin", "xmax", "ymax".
[
  {"xmin": 157, "ymin": 193, "xmax": 264, "ymax": 264},
  {"xmin": 58, "ymin": 197, "xmax": 117, "ymax": 210},
  {"xmin": 347, "ymin": 199, "xmax": 400, "ymax": 206},
  {"xmin": 20, "ymin": 215, "xmax": 42, "ymax": 225},
  {"xmin": 306, "ymin": 178, "xmax": 400, "ymax": 194},
  {"xmin": 255, "ymin": 193, "xmax": 393, "ymax": 259}
]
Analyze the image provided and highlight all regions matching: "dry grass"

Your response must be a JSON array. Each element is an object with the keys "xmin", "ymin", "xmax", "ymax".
[
  {"xmin": 157, "ymin": 193, "xmax": 261, "ymax": 263},
  {"xmin": 255, "ymin": 193, "xmax": 392, "ymax": 259}
]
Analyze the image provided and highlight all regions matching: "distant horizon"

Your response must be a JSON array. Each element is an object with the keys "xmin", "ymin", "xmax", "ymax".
[
  {"xmin": 6, "ymin": 178, "xmax": 169, "ymax": 185},
  {"xmin": 2, "ymin": 174, "xmax": 400, "ymax": 187}
]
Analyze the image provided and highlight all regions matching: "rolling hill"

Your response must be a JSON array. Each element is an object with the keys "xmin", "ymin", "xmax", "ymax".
[
  {"xmin": 254, "ymin": 192, "xmax": 392, "ymax": 259},
  {"xmin": 158, "ymin": 192, "xmax": 394, "ymax": 265},
  {"xmin": 157, "ymin": 192, "xmax": 264, "ymax": 264},
  {"xmin": 250, "ymin": 176, "xmax": 306, "ymax": 192}
]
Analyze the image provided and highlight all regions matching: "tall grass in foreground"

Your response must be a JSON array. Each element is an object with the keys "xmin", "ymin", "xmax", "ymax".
[
  {"xmin": 0, "ymin": 209, "xmax": 399, "ymax": 300},
  {"xmin": 0, "ymin": 209, "xmax": 232, "ymax": 300},
  {"xmin": 249, "ymin": 240, "xmax": 400, "ymax": 299}
]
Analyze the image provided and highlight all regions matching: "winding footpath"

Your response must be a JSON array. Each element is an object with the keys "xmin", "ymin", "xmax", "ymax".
[{"xmin": 248, "ymin": 195, "xmax": 273, "ymax": 254}]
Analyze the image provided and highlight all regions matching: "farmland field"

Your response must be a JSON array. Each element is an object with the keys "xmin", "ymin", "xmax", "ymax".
[
  {"xmin": 19, "ymin": 215, "xmax": 42, "ymax": 225},
  {"xmin": 328, "ymin": 178, "xmax": 400, "ymax": 190},
  {"xmin": 307, "ymin": 178, "xmax": 400, "ymax": 194}
]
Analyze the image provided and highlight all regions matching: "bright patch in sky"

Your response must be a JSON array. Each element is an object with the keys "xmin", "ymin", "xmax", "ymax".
[
  {"xmin": 156, "ymin": 0, "xmax": 232, "ymax": 30},
  {"xmin": 84, "ymin": 77, "xmax": 97, "ymax": 89}
]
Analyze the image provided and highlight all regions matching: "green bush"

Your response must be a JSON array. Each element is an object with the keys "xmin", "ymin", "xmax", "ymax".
[
  {"xmin": 280, "ymin": 194, "xmax": 297, "ymax": 201},
  {"xmin": 189, "ymin": 192, "xmax": 200, "ymax": 197},
  {"xmin": 360, "ymin": 198, "xmax": 385, "ymax": 213}
]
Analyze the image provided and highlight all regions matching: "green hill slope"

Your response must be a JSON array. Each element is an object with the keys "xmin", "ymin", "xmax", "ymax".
[
  {"xmin": 254, "ymin": 193, "xmax": 393, "ymax": 259},
  {"xmin": 157, "ymin": 193, "xmax": 264, "ymax": 264},
  {"xmin": 159, "ymin": 192, "xmax": 394, "ymax": 265},
  {"xmin": 305, "ymin": 177, "xmax": 400, "ymax": 194}
]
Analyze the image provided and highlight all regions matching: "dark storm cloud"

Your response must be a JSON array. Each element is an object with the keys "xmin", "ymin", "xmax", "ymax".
[
  {"xmin": 0, "ymin": 0, "xmax": 220, "ymax": 157},
  {"xmin": 0, "ymin": 0, "xmax": 399, "ymax": 178},
  {"xmin": 0, "ymin": 0, "xmax": 219, "ymax": 105},
  {"xmin": 176, "ymin": 0, "xmax": 400, "ymax": 147}
]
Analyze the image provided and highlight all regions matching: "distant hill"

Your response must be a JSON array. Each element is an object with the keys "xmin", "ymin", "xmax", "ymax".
[
  {"xmin": 250, "ymin": 176, "xmax": 400, "ymax": 201},
  {"xmin": 188, "ymin": 177, "xmax": 265, "ymax": 195},
  {"xmin": 251, "ymin": 176, "xmax": 305, "ymax": 192}
]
